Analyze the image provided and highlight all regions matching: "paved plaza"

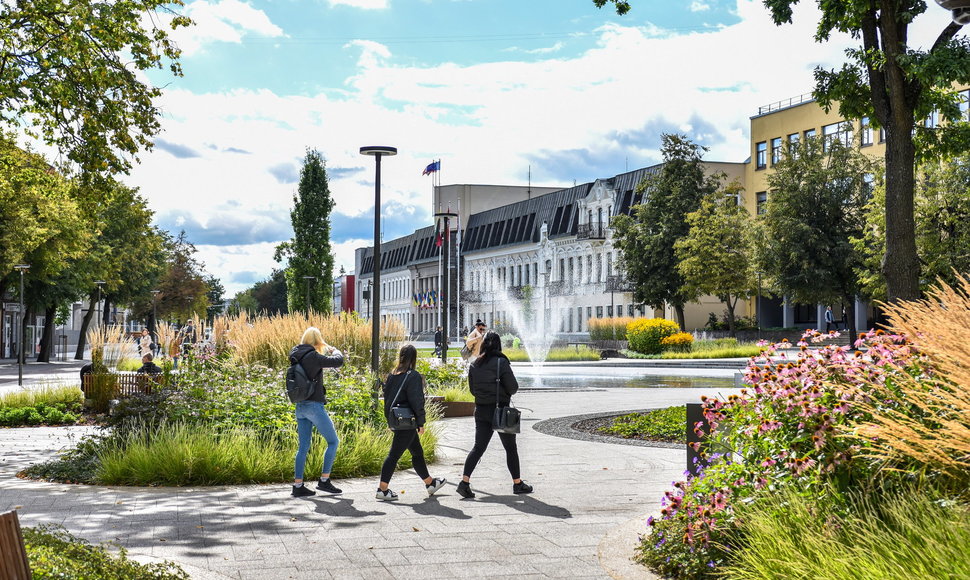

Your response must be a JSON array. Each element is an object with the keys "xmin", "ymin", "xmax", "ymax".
[{"xmin": 0, "ymin": 364, "xmax": 742, "ymax": 579}]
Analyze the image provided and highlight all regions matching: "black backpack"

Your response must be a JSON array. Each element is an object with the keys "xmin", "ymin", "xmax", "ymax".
[{"xmin": 285, "ymin": 351, "xmax": 317, "ymax": 403}]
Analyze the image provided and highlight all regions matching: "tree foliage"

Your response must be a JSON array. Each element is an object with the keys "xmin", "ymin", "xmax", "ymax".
[
  {"xmin": 675, "ymin": 182, "xmax": 756, "ymax": 336},
  {"xmin": 233, "ymin": 269, "xmax": 288, "ymax": 315},
  {"xmin": 612, "ymin": 134, "xmax": 722, "ymax": 329},
  {"xmin": 760, "ymin": 136, "xmax": 876, "ymax": 340},
  {"xmin": 762, "ymin": 0, "xmax": 970, "ymax": 302},
  {"xmin": 0, "ymin": 0, "xmax": 191, "ymax": 175},
  {"xmin": 154, "ymin": 231, "xmax": 210, "ymax": 323},
  {"xmin": 274, "ymin": 149, "xmax": 335, "ymax": 313}
]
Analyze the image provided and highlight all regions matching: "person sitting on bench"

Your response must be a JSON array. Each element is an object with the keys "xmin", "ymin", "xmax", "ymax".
[{"xmin": 136, "ymin": 353, "xmax": 163, "ymax": 375}]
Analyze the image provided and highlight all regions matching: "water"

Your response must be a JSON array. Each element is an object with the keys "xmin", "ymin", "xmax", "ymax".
[{"xmin": 514, "ymin": 373, "xmax": 735, "ymax": 391}]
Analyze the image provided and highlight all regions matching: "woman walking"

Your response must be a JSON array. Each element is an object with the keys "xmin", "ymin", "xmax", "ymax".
[
  {"xmin": 377, "ymin": 344, "xmax": 446, "ymax": 501},
  {"xmin": 138, "ymin": 328, "xmax": 153, "ymax": 358},
  {"xmin": 457, "ymin": 331, "xmax": 532, "ymax": 498},
  {"xmin": 290, "ymin": 327, "xmax": 345, "ymax": 497}
]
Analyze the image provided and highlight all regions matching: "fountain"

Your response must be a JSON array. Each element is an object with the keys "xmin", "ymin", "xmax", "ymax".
[{"xmin": 488, "ymin": 276, "xmax": 559, "ymax": 388}]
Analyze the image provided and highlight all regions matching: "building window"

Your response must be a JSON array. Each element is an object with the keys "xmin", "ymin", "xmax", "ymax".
[
  {"xmin": 924, "ymin": 110, "xmax": 939, "ymax": 129},
  {"xmin": 756, "ymin": 191, "xmax": 768, "ymax": 215},
  {"xmin": 577, "ymin": 307, "xmax": 584, "ymax": 331},
  {"xmin": 755, "ymin": 141, "xmax": 767, "ymax": 169},
  {"xmin": 596, "ymin": 254, "xmax": 602, "ymax": 283},
  {"xmin": 606, "ymin": 252, "xmax": 612, "ymax": 277},
  {"xmin": 861, "ymin": 117, "xmax": 873, "ymax": 147},
  {"xmin": 879, "ymin": 127, "xmax": 886, "ymax": 143},
  {"xmin": 567, "ymin": 257, "xmax": 574, "ymax": 284},
  {"xmin": 596, "ymin": 306, "xmax": 603, "ymax": 318},
  {"xmin": 615, "ymin": 304, "xmax": 622, "ymax": 317},
  {"xmin": 804, "ymin": 128, "xmax": 817, "ymax": 140},
  {"xmin": 822, "ymin": 122, "xmax": 840, "ymax": 152},
  {"xmin": 587, "ymin": 306, "xmax": 592, "ymax": 324},
  {"xmin": 607, "ymin": 305, "xmax": 614, "ymax": 317},
  {"xmin": 771, "ymin": 137, "xmax": 783, "ymax": 165},
  {"xmin": 587, "ymin": 255, "xmax": 592, "ymax": 283},
  {"xmin": 559, "ymin": 258, "xmax": 565, "ymax": 281},
  {"xmin": 960, "ymin": 89, "xmax": 970, "ymax": 121},
  {"xmin": 577, "ymin": 258, "xmax": 583, "ymax": 285},
  {"xmin": 627, "ymin": 304, "xmax": 634, "ymax": 317},
  {"xmin": 787, "ymin": 132, "xmax": 800, "ymax": 159}
]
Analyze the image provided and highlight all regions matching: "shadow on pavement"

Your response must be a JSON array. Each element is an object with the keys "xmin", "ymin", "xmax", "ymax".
[
  {"xmin": 473, "ymin": 493, "xmax": 572, "ymax": 519},
  {"xmin": 403, "ymin": 495, "xmax": 471, "ymax": 520},
  {"xmin": 311, "ymin": 496, "xmax": 386, "ymax": 521}
]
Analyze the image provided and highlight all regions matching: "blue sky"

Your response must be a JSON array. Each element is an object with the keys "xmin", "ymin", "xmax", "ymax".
[{"xmin": 124, "ymin": 0, "xmax": 956, "ymax": 294}]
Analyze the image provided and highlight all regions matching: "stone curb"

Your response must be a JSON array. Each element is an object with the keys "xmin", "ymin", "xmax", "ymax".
[
  {"xmin": 532, "ymin": 409, "xmax": 684, "ymax": 449},
  {"xmin": 598, "ymin": 513, "xmax": 661, "ymax": 580}
]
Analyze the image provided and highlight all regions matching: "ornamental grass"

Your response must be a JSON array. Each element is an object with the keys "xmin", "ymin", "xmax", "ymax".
[
  {"xmin": 588, "ymin": 316, "xmax": 635, "ymax": 340},
  {"xmin": 225, "ymin": 311, "xmax": 404, "ymax": 375},
  {"xmin": 844, "ymin": 274, "xmax": 970, "ymax": 485}
]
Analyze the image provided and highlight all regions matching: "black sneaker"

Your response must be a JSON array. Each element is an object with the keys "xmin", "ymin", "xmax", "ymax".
[
  {"xmin": 456, "ymin": 480, "xmax": 475, "ymax": 499},
  {"xmin": 291, "ymin": 484, "xmax": 316, "ymax": 497},
  {"xmin": 513, "ymin": 481, "xmax": 533, "ymax": 494},
  {"xmin": 426, "ymin": 477, "xmax": 447, "ymax": 496},
  {"xmin": 317, "ymin": 479, "xmax": 342, "ymax": 494}
]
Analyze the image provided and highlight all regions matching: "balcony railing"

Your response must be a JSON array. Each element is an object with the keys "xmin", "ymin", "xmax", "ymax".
[
  {"xmin": 606, "ymin": 274, "xmax": 633, "ymax": 293},
  {"xmin": 577, "ymin": 224, "xmax": 607, "ymax": 240}
]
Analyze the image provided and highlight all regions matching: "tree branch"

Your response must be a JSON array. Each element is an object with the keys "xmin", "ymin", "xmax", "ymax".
[{"xmin": 932, "ymin": 21, "xmax": 964, "ymax": 53}]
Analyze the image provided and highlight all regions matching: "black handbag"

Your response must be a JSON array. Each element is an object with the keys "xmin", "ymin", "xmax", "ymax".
[
  {"xmin": 491, "ymin": 358, "xmax": 521, "ymax": 434},
  {"xmin": 387, "ymin": 371, "xmax": 418, "ymax": 431}
]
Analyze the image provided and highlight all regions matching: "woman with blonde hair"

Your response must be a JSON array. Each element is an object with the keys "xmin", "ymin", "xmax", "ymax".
[{"xmin": 289, "ymin": 327, "xmax": 344, "ymax": 497}]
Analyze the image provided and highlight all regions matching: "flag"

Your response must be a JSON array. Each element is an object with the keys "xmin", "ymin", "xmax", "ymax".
[
  {"xmin": 434, "ymin": 216, "xmax": 442, "ymax": 247},
  {"xmin": 422, "ymin": 160, "xmax": 440, "ymax": 175}
]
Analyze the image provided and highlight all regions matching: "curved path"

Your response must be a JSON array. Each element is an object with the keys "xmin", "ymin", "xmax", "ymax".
[{"xmin": 0, "ymin": 376, "xmax": 740, "ymax": 579}]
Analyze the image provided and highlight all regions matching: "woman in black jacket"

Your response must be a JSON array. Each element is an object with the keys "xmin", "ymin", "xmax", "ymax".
[
  {"xmin": 457, "ymin": 331, "xmax": 533, "ymax": 498},
  {"xmin": 377, "ymin": 344, "xmax": 447, "ymax": 501}
]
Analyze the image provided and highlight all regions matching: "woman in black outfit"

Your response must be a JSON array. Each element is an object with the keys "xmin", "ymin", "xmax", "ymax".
[
  {"xmin": 377, "ymin": 344, "xmax": 447, "ymax": 501},
  {"xmin": 457, "ymin": 331, "xmax": 533, "ymax": 498}
]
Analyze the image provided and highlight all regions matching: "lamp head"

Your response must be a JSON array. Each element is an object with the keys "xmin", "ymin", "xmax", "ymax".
[
  {"xmin": 935, "ymin": 1, "xmax": 970, "ymax": 24},
  {"xmin": 359, "ymin": 146, "xmax": 397, "ymax": 156}
]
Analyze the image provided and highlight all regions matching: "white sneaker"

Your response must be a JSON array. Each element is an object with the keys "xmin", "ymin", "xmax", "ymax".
[
  {"xmin": 375, "ymin": 488, "xmax": 399, "ymax": 501},
  {"xmin": 426, "ymin": 477, "xmax": 447, "ymax": 496}
]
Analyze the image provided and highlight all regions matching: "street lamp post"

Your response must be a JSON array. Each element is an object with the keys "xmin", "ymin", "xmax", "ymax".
[
  {"xmin": 14, "ymin": 265, "xmax": 29, "ymax": 386},
  {"xmin": 303, "ymin": 276, "xmax": 316, "ymax": 313},
  {"xmin": 94, "ymin": 281, "xmax": 106, "ymax": 328},
  {"xmin": 360, "ymin": 145, "xmax": 397, "ymax": 376},
  {"xmin": 434, "ymin": 210, "xmax": 458, "ymax": 363},
  {"xmin": 756, "ymin": 271, "xmax": 763, "ymax": 340}
]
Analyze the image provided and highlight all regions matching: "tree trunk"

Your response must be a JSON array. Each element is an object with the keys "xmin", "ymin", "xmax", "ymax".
[
  {"xmin": 36, "ymin": 305, "xmax": 56, "ymax": 362},
  {"xmin": 844, "ymin": 295, "xmax": 857, "ymax": 350},
  {"xmin": 101, "ymin": 297, "xmax": 112, "ymax": 326},
  {"xmin": 673, "ymin": 304, "xmax": 686, "ymax": 330},
  {"xmin": 75, "ymin": 293, "xmax": 96, "ymax": 360},
  {"xmin": 882, "ymin": 126, "xmax": 922, "ymax": 302},
  {"xmin": 724, "ymin": 296, "xmax": 737, "ymax": 338}
]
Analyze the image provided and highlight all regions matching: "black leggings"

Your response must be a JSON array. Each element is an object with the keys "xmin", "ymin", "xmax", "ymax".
[
  {"xmin": 462, "ymin": 405, "xmax": 520, "ymax": 480},
  {"xmin": 380, "ymin": 429, "xmax": 430, "ymax": 484}
]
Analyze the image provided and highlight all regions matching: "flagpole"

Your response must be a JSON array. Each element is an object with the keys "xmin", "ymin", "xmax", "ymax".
[{"xmin": 456, "ymin": 194, "xmax": 461, "ymax": 339}]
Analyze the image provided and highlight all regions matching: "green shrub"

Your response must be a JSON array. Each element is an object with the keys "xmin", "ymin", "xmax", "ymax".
[
  {"xmin": 589, "ymin": 317, "xmax": 634, "ymax": 340},
  {"xmin": 503, "ymin": 347, "xmax": 600, "ymax": 362},
  {"xmin": 0, "ymin": 385, "xmax": 83, "ymax": 409},
  {"xmin": 24, "ymin": 524, "xmax": 187, "ymax": 579},
  {"xmin": 626, "ymin": 318, "xmax": 680, "ymax": 355},
  {"xmin": 96, "ymin": 420, "xmax": 438, "ymax": 485},
  {"xmin": 721, "ymin": 487, "xmax": 970, "ymax": 580},
  {"xmin": 115, "ymin": 358, "xmax": 143, "ymax": 372},
  {"xmin": 599, "ymin": 407, "xmax": 686, "ymax": 443},
  {"xmin": 85, "ymin": 373, "xmax": 119, "ymax": 414}
]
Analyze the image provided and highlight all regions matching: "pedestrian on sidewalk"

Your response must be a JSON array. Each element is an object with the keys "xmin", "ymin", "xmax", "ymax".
[
  {"xmin": 138, "ymin": 328, "xmax": 153, "ymax": 358},
  {"xmin": 289, "ymin": 327, "xmax": 345, "ymax": 497},
  {"xmin": 375, "ymin": 344, "xmax": 446, "ymax": 501},
  {"xmin": 136, "ymin": 353, "xmax": 163, "ymax": 375},
  {"xmin": 433, "ymin": 326, "xmax": 443, "ymax": 357},
  {"xmin": 457, "ymin": 331, "xmax": 532, "ymax": 499},
  {"xmin": 465, "ymin": 319, "xmax": 486, "ymax": 360},
  {"xmin": 825, "ymin": 306, "xmax": 836, "ymax": 332}
]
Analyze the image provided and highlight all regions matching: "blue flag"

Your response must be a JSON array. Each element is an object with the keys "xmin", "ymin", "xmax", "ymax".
[{"xmin": 422, "ymin": 160, "xmax": 440, "ymax": 175}]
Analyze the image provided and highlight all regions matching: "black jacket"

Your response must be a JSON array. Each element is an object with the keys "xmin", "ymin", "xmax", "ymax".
[
  {"xmin": 468, "ymin": 353, "xmax": 518, "ymax": 406},
  {"xmin": 434, "ymin": 330, "xmax": 442, "ymax": 346},
  {"xmin": 289, "ymin": 344, "xmax": 344, "ymax": 403},
  {"xmin": 383, "ymin": 370, "xmax": 427, "ymax": 427},
  {"xmin": 137, "ymin": 362, "xmax": 163, "ymax": 375}
]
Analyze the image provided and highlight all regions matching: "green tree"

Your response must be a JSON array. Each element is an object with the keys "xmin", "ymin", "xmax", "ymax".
[
  {"xmin": 762, "ymin": 0, "xmax": 970, "ymax": 302},
  {"xmin": 0, "ymin": 0, "xmax": 191, "ymax": 175},
  {"xmin": 675, "ymin": 181, "xmax": 756, "ymax": 337},
  {"xmin": 611, "ymin": 134, "xmax": 722, "ymax": 329},
  {"xmin": 155, "ymin": 231, "xmax": 209, "ymax": 324},
  {"xmin": 274, "ymin": 149, "xmax": 335, "ymax": 313},
  {"xmin": 857, "ymin": 154, "xmax": 970, "ymax": 300},
  {"xmin": 594, "ymin": 1, "xmax": 970, "ymax": 303},
  {"xmin": 760, "ymin": 137, "xmax": 877, "ymax": 341},
  {"xmin": 234, "ymin": 269, "xmax": 289, "ymax": 315}
]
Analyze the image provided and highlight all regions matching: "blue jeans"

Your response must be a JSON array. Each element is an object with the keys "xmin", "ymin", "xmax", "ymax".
[{"xmin": 294, "ymin": 401, "xmax": 339, "ymax": 480}]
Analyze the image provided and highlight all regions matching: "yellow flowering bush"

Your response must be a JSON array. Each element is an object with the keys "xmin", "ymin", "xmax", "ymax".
[
  {"xmin": 661, "ymin": 332, "xmax": 694, "ymax": 352},
  {"xmin": 627, "ymin": 318, "xmax": 680, "ymax": 355}
]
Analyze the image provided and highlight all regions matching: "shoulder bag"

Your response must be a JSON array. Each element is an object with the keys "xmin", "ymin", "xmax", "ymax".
[
  {"xmin": 387, "ymin": 371, "xmax": 418, "ymax": 431},
  {"xmin": 492, "ymin": 358, "xmax": 521, "ymax": 434}
]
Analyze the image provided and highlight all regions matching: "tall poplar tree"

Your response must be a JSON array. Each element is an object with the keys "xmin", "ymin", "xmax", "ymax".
[{"xmin": 274, "ymin": 149, "xmax": 335, "ymax": 313}]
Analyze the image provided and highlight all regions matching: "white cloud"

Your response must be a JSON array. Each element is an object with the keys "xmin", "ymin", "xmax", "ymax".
[
  {"xmin": 169, "ymin": 0, "xmax": 285, "ymax": 55},
  {"xmin": 690, "ymin": 1, "xmax": 712, "ymax": 12},
  {"xmin": 328, "ymin": 0, "xmax": 389, "ymax": 9},
  {"xmin": 126, "ymin": 0, "xmax": 957, "ymax": 294}
]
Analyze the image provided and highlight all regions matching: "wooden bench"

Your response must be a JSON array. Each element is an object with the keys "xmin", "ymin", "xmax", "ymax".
[
  {"xmin": 0, "ymin": 510, "xmax": 30, "ymax": 580},
  {"xmin": 82, "ymin": 372, "xmax": 163, "ymax": 398}
]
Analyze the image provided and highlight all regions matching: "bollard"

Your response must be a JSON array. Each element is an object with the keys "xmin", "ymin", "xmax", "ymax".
[{"xmin": 686, "ymin": 402, "xmax": 711, "ymax": 477}]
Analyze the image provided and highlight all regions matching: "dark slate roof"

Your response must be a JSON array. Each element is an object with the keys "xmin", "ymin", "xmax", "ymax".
[
  {"xmin": 461, "ymin": 183, "xmax": 592, "ymax": 254},
  {"xmin": 358, "ymin": 225, "xmax": 441, "ymax": 276},
  {"xmin": 604, "ymin": 164, "xmax": 662, "ymax": 218}
]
